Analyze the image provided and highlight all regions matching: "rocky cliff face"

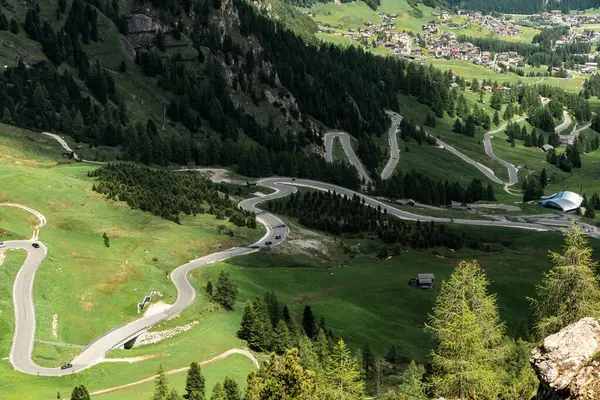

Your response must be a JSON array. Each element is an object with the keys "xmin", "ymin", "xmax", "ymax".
[{"xmin": 531, "ymin": 318, "xmax": 600, "ymax": 400}]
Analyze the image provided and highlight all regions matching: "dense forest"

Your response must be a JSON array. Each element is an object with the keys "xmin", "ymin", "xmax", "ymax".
[
  {"xmin": 266, "ymin": 189, "xmax": 469, "ymax": 249},
  {"xmin": 89, "ymin": 164, "xmax": 257, "ymax": 227},
  {"xmin": 448, "ymin": 0, "xmax": 599, "ymax": 14}
]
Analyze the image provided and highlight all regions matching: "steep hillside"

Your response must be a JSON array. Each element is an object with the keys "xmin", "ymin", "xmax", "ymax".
[{"xmin": 0, "ymin": 0, "xmax": 462, "ymax": 188}]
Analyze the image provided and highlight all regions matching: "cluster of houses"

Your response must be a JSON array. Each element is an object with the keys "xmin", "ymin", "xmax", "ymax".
[
  {"xmin": 572, "ymin": 62, "xmax": 598, "ymax": 74},
  {"xmin": 527, "ymin": 10, "xmax": 597, "ymax": 27},
  {"xmin": 317, "ymin": 12, "xmax": 417, "ymax": 55},
  {"xmin": 468, "ymin": 12, "xmax": 520, "ymax": 36}
]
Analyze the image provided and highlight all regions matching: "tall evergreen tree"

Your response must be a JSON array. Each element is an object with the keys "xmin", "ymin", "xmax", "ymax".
[
  {"xmin": 186, "ymin": 362, "xmax": 206, "ymax": 400},
  {"xmin": 362, "ymin": 342, "xmax": 375, "ymax": 380},
  {"xmin": 321, "ymin": 340, "xmax": 364, "ymax": 399},
  {"xmin": 223, "ymin": 376, "xmax": 241, "ymax": 400},
  {"xmin": 301, "ymin": 305, "xmax": 316, "ymax": 339},
  {"xmin": 530, "ymin": 225, "xmax": 600, "ymax": 338},
  {"xmin": 426, "ymin": 260, "xmax": 504, "ymax": 399},
  {"xmin": 152, "ymin": 365, "xmax": 170, "ymax": 400},
  {"xmin": 245, "ymin": 349, "xmax": 316, "ymax": 399},
  {"xmin": 70, "ymin": 385, "xmax": 91, "ymax": 400},
  {"xmin": 210, "ymin": 383, "xmax": 225, "ymax": 400},
  {"xmin": 213, "ymin": 270, "xmax": 238, "ymax": 310},
  {"xmin": 271, "ymin": 319, "xmax": 291, "ymax": 354}
]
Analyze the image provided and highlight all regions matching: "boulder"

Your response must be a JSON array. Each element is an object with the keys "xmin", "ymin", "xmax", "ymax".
[{"xmin": 531, "ymin": 317, "xmax": 600, "ymax": 399}]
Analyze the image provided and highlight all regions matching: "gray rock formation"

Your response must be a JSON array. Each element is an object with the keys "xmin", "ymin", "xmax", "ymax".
[
  {"xmin": 531, "ymin": 317, "xmax": 600, "ymax": 399},
  {"xmin": 126, "ymin": 14, "xmax": 163, "ymax": 46}
]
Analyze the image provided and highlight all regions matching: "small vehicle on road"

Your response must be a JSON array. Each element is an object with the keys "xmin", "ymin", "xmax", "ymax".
[
  {"xmin": 275, "ymin": 235, "xmax": 281, "ymax": 240},
  {"xmin": 0, "ymin": 242, "xmax": 5, "ymax": 248},
  {"xmin": 291, "ymin": 178, "xmax": 295, "ymax": 181},
  {"xmin": 32, "ymin": 243, "xmax": 40, "ymax": 249},
  {"xmin": 61, "ymin": 363, "xmax": 72, "ymax": 370},
  {"xmin": 265, "ymin": 241, "xmax": 273, "ymax": 246}
]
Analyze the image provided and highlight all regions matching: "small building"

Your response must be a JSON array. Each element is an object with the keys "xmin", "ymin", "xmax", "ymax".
[
  {"xmin": 542, "ymin": 144, "xmax": 554, "ymax": 152},
  {"xmin": 538, "ymin": 191, "xmax": 583, "ymax": 212},
  {"xmin": 417, "ymin": 273, "xmax": 435, "ymax": 289}
]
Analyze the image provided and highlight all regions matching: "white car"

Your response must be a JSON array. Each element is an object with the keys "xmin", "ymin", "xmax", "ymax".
[{"xmin": 0, "ymin": 242, "xmax": 5, "ymax": 248}]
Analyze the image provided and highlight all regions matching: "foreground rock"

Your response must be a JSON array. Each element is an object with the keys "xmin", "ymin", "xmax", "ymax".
[{"xmin": 531, "ymin": 317, "xmax": 600, "ymax": 399}]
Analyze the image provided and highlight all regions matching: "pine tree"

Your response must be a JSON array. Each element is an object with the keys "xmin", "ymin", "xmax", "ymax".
[
  {"xmin": 539, "ymin": 168, "xmax": 548, "ymax": 187},
  {"xmin": 271, "ymin": 319, "xmax": 291, "ymax": 354},
  {"xmin": 493, "ymin": 110, "xmax": 500, "ymax": 126},
  {"xmin": 223, "ymin": 376, "xmax": 241, "ymax": 400},
  {"xmin": 213, "ymin": 270, "xmax": 238, "ymax": 310},
  {"xmin": 70, "ymin": 385, "xmax": 91, "ymax": 400},
  {"xmin": 210, "ymin": 383, "xmax": 225, "ymax": 400},
  {"xmin": 10, "ymin": 18, "xmax": 18, "ymax": 34},
  {"xmin": 393, "ymin": 361, "xmax": 427, "ymax": 399},
  {"xmin": 322, "ymin": 340, "xmax": 365, "ymax": 399},
  {"xmin": 503, "ymin": 103, "xmax": 514, "ymax": 121},
  {"xmin": 238, "ymin": 300, "xmax": 256, "ymax": 341},
  {"xmin": 297, "ymin": 334, "xmax": 319, "ymax": 370},
  {"xmin": 486, "ymin": 184, "xmax": 496, "ymax": 201},
  {"xmin": 385, "ymin": 345, "xmax": 398, "ymax": 364},
  {"xmin": 206, "ymin": 281, "xmax": 213, "ymax": 297},
  {"xmin": 362, "ymin": 342, "xmax": 375, "ymax": 380},
  {"xmin": 152, "ymin": 365, "xmax": 169, "ymax": 400},
  {"xmin": 426, "ymin": 260, "xmax": 504, "ymax": 399},
  {"xmin": 301, "ymin": 305, "xmax": 316, "ymax": 339},
  {"xmin": 314, "ymin": 328, "xmax": 330, "ymax": 362},
  {"xmin": 245, "ymin": 349, "xmax": 316, "ymax": 399},
  {"xmin": 167, "ymin": 389, "xmax": 182, "ymax": 400},
  {"xmin": 530, "ymin": 225, "xmax": 600, "ymax": 338},
  {"xmin": 186, "ymin": 362, "xmax": 206, "ymax": 400},
  {"xmin": 2, "ymin": 107, "xmax": 12, "ymax": 124},
  {"xmin": 453, "ymin": 118, "xmax": 463, "ymax": 134}
]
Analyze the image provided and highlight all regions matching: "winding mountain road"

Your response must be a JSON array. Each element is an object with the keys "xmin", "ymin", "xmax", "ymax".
[
  {"xmin": 4, "ymin": 121, "xmax": 600, "ymax": 377},
  {"xmin": 3, "ymin": 173, "xmax": 583, "ymax": 377},
  {"xmin": 555, "ymin": 110, "xmax": 572, "ymax": 135},
  {"xmin": 324, "ymin": 131, "xmax": 372, "ymax": 183},
  {"xmin": 482, "ymin": 118, "xmax": 525, "ymax": 188},
  {"xmin": 380, "ymin": 111, "xmax": 402, "ymax": 180}
]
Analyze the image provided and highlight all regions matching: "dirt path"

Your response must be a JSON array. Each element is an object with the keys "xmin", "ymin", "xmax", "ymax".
[{"xmin": 86, "ymin": 348, "xmax": 259, "ymax": 397}]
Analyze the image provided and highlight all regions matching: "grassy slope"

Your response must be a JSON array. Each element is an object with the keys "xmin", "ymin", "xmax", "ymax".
[
  {"xmin": 0, "ymin": 128, "xmax": 261, "ymax": 399},
  {"xmin": 203, "ymin": 223, "xmax": 600, "ymax": 362}
]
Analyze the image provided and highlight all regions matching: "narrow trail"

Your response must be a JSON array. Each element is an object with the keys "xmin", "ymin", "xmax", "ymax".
[{"xmin": 80, "ymin": 349, "xmax": 258, "ymax": 398}]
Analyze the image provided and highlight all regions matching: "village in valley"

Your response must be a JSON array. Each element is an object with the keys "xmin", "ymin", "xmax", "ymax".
[{"xmin": 313, "ymin": 7, "xmax": 600, "ymax": 78}]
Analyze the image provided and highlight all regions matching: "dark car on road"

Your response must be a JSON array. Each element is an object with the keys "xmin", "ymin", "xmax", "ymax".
[
  {"xmin": 61, "ymin": 363, "xmax": 72, "ymax": 370},
  {"xmin": 32, "ymin": 243, "xmax": 40, "ymax": 249},
  {"xmin": 275, "ymin": 235, "xmax": 281, "ymax": 240},
  {"xmin": 265, "ymin": 241, "xmax": 272, "ymax": 246}
]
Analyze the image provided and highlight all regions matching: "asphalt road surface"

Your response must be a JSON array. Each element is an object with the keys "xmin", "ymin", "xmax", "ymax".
[
  {"xmin": 323, "ymin": 131, "xmax": 372, "ymax": 183},
  {"xmin": 482, "ymin": 119, "xmax": 526, "ymax": 187},
  {"xmin": 380, "ymin": 111, "xmax": 402, "ymax": 180}
]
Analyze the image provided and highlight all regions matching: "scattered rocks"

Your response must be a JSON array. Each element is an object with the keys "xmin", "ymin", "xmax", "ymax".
[
  {"xmin": 531, "ymin": 317, "xmax": 600, "ymax": 399},
  {"xmin": 134, "ymin": 321, "xmax": 199, "ymax": 347}
]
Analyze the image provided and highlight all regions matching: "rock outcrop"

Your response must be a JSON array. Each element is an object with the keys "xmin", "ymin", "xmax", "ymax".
[
  {"xmin": 126, "ymin": 14, "xmax": 163, "ymax": 46},
  {"xmin": 531, "ymin": 317, "xmax": 600, "ymax": 399}
]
